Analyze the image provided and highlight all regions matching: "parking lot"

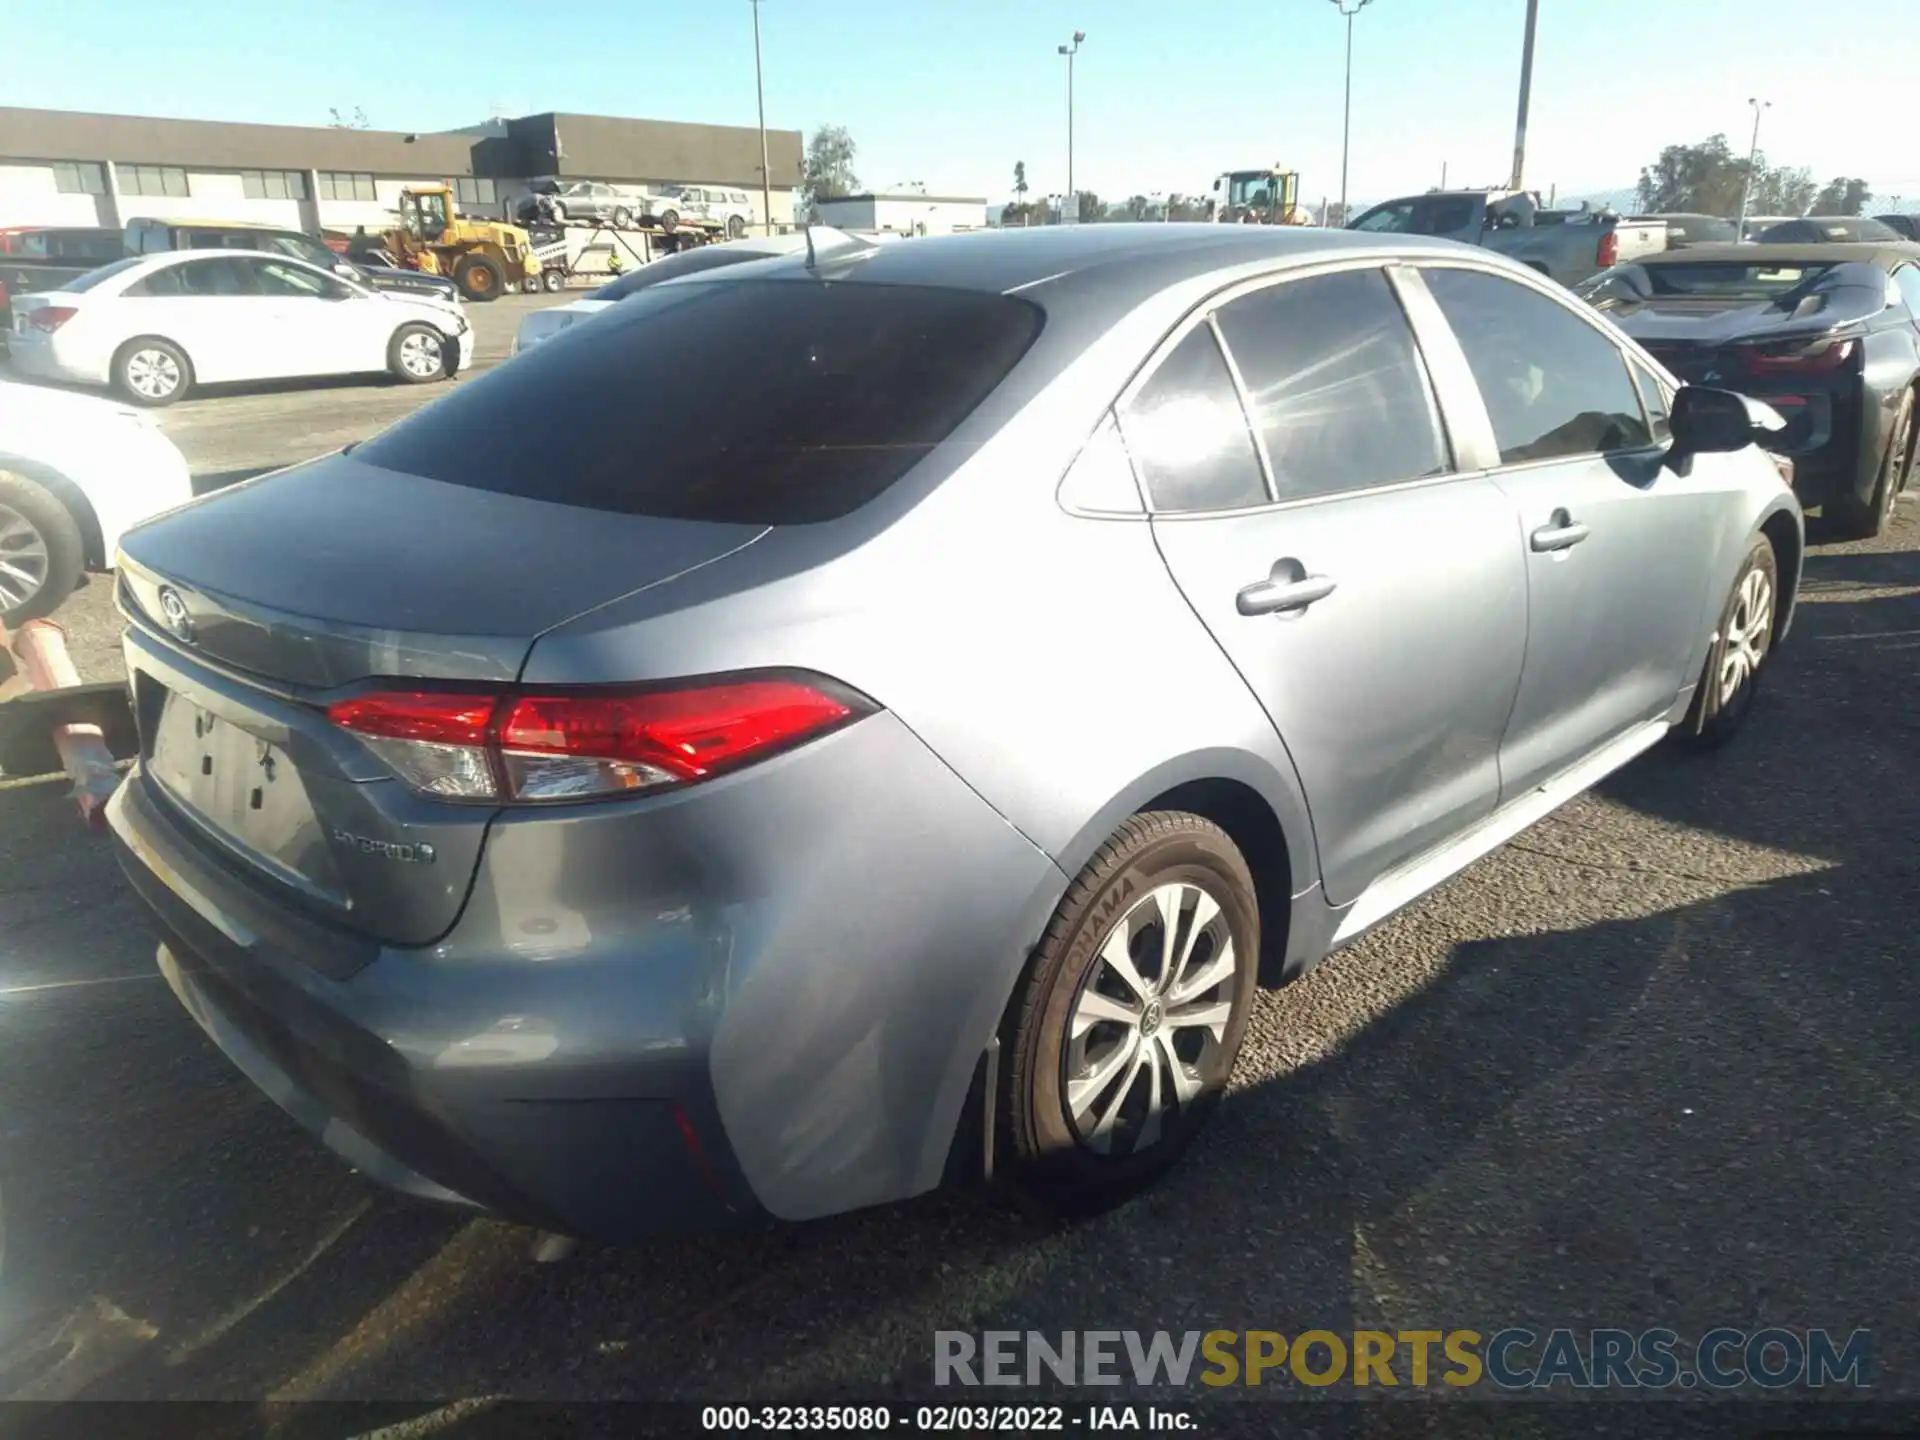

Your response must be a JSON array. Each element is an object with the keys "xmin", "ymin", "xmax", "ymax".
[{"xmin": 1, "ymin": 290, "xmax": 1917, "ymax": 1416}]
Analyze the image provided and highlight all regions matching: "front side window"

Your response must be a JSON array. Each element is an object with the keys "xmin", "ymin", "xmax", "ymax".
[
  {"xmin": 1349, "ymin": 200, "xmax": 1418, "ymax": 233},
  {"xmin": 1892, "ymin": 265, "xmax": 1920, "ymax": 319},
  {"xmin": 250, "ymin": 258, "xmax": 349, "ymax": 299},
  {"xmin": 357, "ymin": 279, "xmax": 1044, "ymax": 524},
  {"xmin": 1214, "ymin": 269, "xmax": 1449, "ymax": 503},
  {"xmin": 1116, "ymin": 324, "xmax": 1269, "ymax": 513},
  {"xmin": 1423, "ymin": 266, "xmax": 1653, "ymax": 465},
  {"xmin": 1628, "ymin": 358, "xmax": 1672, "ymax": 443}
]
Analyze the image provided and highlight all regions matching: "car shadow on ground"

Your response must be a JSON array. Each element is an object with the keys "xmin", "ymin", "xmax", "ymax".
[{"xmin": 2, "ymin": 539, "xmax": 1914, "ymax": 1417}]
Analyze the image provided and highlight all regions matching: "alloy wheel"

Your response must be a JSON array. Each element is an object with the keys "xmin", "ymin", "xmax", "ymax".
[
  {"xmin": 1063, "ymin": 880, "xmax": 1237, "ymax": 1156},
  {"xmin": 398, "ymin": 331, "xmax": 443, "ymax": 378},
  {"xmin": 125, "ymin": 348, "xmax": 181, "ymax": 400},
  {"xmin": 0, "ymin": 502, "xmax": 51, "ymax": 613},
  {"xmin": 1718, "ymin": 564, "xmax": 1774, "ymax": 706}
]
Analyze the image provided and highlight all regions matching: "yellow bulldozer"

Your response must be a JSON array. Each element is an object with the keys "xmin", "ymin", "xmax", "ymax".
[{"xmin": 381, "ymin": 184, "xmax": 540, "ymax": 301}]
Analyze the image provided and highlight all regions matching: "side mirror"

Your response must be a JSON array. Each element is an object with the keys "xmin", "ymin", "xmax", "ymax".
[
  {"xmin": 1211, "ymin": 178, "xmax": 1221, "ymax": 192},
  {"xmin": 1668, "ymin": 386, "xmax": 1787, "ymax": 463}
]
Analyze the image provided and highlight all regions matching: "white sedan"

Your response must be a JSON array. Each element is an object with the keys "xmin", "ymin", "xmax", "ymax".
[
  {"xmin": 0, "ymin": 380, "xmax": 194, "ymax": 623},
  {"xmin": 7, "ymin": 250, "xmax": 475, "ymax": 407}
]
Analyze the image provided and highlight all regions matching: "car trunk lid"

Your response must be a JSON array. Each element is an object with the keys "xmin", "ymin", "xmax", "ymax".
[{"xmin": 116, "ymin": 451, "xmax": 767, "ymax": 948}]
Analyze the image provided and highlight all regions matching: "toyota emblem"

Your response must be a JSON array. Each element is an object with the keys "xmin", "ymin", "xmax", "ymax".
[{"xmin": 156, "ymin": 586, "xmax": 194, "ymax": 643}]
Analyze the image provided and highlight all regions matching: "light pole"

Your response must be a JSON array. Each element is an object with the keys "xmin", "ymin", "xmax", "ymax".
[
  {"xmin": 1509, "ymin": 0, "xmax": 1539, "ymax": 190},
  {"xmin": 750, "ymin": 0, "xmax": 773, "ymax": 235},
  {"xmin": 1327, "ymin": 0, "xmax": 1373, "ymax": 225},
  {"xmin": 1057, "ymin": 30, "xmax": 1084, "ymax": 222},
  {"xmin": 1736, "ymin": 97, "xmax": 1770, "ymax": 242}
]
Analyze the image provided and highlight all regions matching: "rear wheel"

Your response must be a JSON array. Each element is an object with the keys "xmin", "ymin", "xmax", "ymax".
[
  {"xmin": 1677, "ymin": 536, "xmax": 1777, "ymax": 751},
  {"xmin": 452, "ymin": 253, "xmax": 505, "ymax": 302},
  {"xmin": 1827, "ymin": 389, "xmax": 1914, "ymax": 539},
  {"xmin": 0, "ymin": 471, "xmax": 85, "ymax": 625},
  {"xmin": 542, "ymin": 268, "xmax": 564, "ymax": 293},
  {"xmin": 612, "ymin": 206, "xmax": 633, "ymax": 228},
  {"xmin": 658, "ymin": 208, "xmax": 680, "ymax": 233},
  {"xmin": 1001, "ymin": 811, "xmax": 1258, "ymax": 1218},
  {"xmin": 727, "ymin": 214, "xmax": 748, "ymax": 239},
  {"xmin": 112, "ymin": 337, "xmax": 192, "ymax": 407},
  {"xmin": 387, "ymin": 323, "xmax": 449, "ymax": 384}
]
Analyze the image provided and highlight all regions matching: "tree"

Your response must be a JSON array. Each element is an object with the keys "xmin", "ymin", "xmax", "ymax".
[
  {"xmin": 1636, "ymin": 133, "xmax": 1826, "ymax": 218},
  {"xmin": 803, "ymin": 125, "xmax": 860, "ymax": 204},
  {"xmin": 1812, "ymin": 177, "xmax": 1873, "ymax": 216},
  {"xmin": 1753, "ymin": 166, "xmax": 1817, "ymax": 218},
  {"xmin": 1013, "ymin": 161, "xmax": 1028, "ymax": 206},
  {"xmin": 328, "ymin": 106, "xmax": 369, "ymax": 130},
  {"xmin": 1076, "ymin": 190, "xmax": 1102, "ymax": 224}
]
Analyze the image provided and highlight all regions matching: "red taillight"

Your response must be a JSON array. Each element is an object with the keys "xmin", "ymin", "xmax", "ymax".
[
  {"xmin": 325, "ymin": 676, "xmax": 867, "ymax": 804},
  {"xmin": 28, "ymin": 306, "xmax": 77, "ymax": 333},
  {"xmin": 1739, "ymin": 337, "xmax": 1856, "ymax": 376},
  {"xmin": 1596, "ymin": 231, "xmax": 1619, "ymax": 270}
]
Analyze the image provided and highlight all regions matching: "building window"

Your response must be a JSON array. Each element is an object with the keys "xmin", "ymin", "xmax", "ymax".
[
  {"xmin": 241, "ymin": 169, "xmax": 309, "ymax": 201},
  {"xmin": 52, "ymin": 161, "xmax": 108, "ymax": 196},
  {"xmin": 118, "ymin": 165, "xmax": 190, "ymax": 198},
  {"xmin": 318, "ymin": 172, "xmax": 378, "ymax": 202},
  {"xmin": 453, "ymin": 177, "xmax": 497, "ymax": 207}
]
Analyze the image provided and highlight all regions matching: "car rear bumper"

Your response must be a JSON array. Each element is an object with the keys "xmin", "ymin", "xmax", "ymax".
[
  {"xmin": 107, "ymin": 707, "xmax": 1065, "ymax": 1239},
  {"xmin": 4, "ymin": 339, "xmax": 98, "ymax": 387}
]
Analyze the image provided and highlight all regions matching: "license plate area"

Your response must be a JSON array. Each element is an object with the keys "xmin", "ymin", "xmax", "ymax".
[{"xmin": 146, "ymin": 685, "xmax": 348, "ymax": 907}]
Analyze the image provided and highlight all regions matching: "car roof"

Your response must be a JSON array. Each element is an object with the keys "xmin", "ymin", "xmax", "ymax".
[
  {"xmin": 1632, "ymin": 241, "xmax": 1920, "ymax": 270},
  {"xmin": 758, "ymin": 223, "xmax": 1470, "ymax": 314}
]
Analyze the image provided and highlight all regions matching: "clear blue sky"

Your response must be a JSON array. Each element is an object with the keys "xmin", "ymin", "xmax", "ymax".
[{"xmin": 12, "ymin": 0, "xmax": 1920, "ymax": 210}]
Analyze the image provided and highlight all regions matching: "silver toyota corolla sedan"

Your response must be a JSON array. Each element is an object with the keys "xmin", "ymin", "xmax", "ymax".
[{"xmin": 106, "ymin": 224, "xmax": 1803, "ymax": 1239}]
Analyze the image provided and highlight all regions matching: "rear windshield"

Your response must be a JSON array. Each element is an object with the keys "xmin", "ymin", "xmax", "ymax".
[
  {"xmin": 356, "ymin": 278, "xmax": 1045, "ymax": 524},
  {"xmin": 63, "ymin": 256, "xmax": 147, "ymax": 292},
  {"xmin": 1643, "ymin": 262, "xmax": 1837, "ymax": 298}
]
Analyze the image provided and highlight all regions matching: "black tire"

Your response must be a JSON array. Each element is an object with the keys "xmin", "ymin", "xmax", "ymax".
[
  {"xmin": 386, "ymin": 323, "xmax": 449, "ymax": 385},
  {"xmin": 658, "ymin": 208, "xmax": 679, "ymax": 233},
  {"xmin": 550, "ymin": 202, "xmax": 568, "ymax": 225},
  {"xmin": 452, "ymin": 252, "xmax": 506, "ymax": 302},
  {"xmin": 727, "ymin": 214, "xmax": 748, "ymax": 239},
  {"xmin": 111, "ymin": 337, "xmax": 192, "ymax": 407},
  {"xmin": 542, "ymin": 268, "xmax": 564, "ymax": 293},
  {"xmin": 1827, "ymin": 389, "xmax": 1914, "ymax": 540},
  {"xmin": 0, "ymin": 470, "xmax": 86, "ymax": 625},
  {"xmin": 1676, "ymin": 536, "xmax": 1778, "ymax": 751},
  {"xmin": 1000, "ymin": 811, "xmax": 1259, "ymax": 1218},
  {"xmin": 612, "ymin": 207, "xmax": 633, "ymax": 228}
]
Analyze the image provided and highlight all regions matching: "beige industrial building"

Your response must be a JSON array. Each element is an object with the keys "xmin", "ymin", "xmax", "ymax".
[{"xmin": 0, "ymin": 106, "xmax": 803, "ymax": 233}]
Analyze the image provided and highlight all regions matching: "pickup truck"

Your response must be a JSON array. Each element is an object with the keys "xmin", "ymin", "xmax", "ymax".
[{"xmin": 1346, "ymin": 189, "xmax": 1668, "ymax": 288}]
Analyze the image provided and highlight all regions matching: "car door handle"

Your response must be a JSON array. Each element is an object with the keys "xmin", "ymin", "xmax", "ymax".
[
  {"xmin": 1236, "ymin": 564, "xmax": 1337, "ymax": 616},
  {"xmin": 1529, "ymin": 510, "xmax": 1590, "ymax": 553}
]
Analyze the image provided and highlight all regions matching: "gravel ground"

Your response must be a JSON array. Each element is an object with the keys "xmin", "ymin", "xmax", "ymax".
[{"xmin": 0, "ymin": 302, "xmax": 1914, "ymax": 1425}]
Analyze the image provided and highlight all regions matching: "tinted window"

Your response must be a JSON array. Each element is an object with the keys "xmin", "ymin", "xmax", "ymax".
[
  {"xmin": 1893, "ymin": 265, "xmax": 1920, "ymax": 317},
  {"xmin": 357, "ymin": 279, "xmax": 1044, "ymax": 524},
  {"xmin": 250, "ymin": 258, "xmax": 349, "ymax": 299},
  {"xmin": 1350, "ymin": 200, "xmax": 1418, "ymax": 233},
  {"xmin": 1214, "ymin": 269, "xmax": 1448, "ymax": 501},
  {"xmin": 1424, "ymin": 266, "xmax": 1652, "ymax": 464},
  {"xmin": 591, "ymin": 243, "xmax": 783, "ymax": 300},
  {"xmin": 1415, "ymin": 196, "xmax": 1479, "ymax": 233},
  {"xmin": 1116, "ymin": 325, "xmax": 1268, "ymax": 513},
  {"xmin": 131, "ymin": 258, "xmax": 258, "ymax": 298}
]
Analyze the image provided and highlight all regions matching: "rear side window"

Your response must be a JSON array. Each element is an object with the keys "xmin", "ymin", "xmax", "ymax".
[
  {"xmin": 1214, "ymin": 269, "xmax": 1449, "ymax": 502},
  {"xmin": 127, "ymin": 257, "xmax": 258, "ymax": 298},
  {"xmin": 1423, "ymin": 266, "xmax": 1652, "ymax": 464},
  {"xmin": 356, "ymin": 279, "xmax": 1044, "ymax": 524},
  {"xmin": 1117, "ymin": 325, "xmax": 1269, "ymax": 513}
]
